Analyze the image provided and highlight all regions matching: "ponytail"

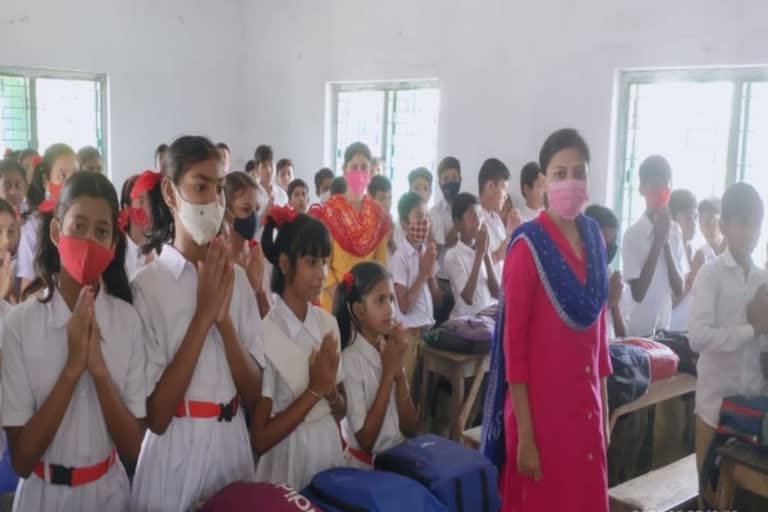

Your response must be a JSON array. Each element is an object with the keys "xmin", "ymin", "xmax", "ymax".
[{"xmin": 331, "ymin": 261, "xmax": 390, "ymax": 350}]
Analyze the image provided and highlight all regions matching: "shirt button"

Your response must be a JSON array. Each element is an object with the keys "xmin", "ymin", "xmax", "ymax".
[
  {"xmin": 587, "ymin": 412, "xmax": 593, "ymax": 420},
  {"xmin": 587, "ymin": 452, "xmax": 594, "ymax": 461},
  {"xmin": 585, "ymin": 365, "xmax": 592, "ymax": 374}
]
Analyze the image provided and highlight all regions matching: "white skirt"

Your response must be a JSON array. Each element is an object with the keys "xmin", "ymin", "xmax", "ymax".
[
  {"xmin": 130, "ymin": 415, "xmax": 255, "ymax": 512},
  {"xmin": 13, "ymin": 461, "xmax": 129, "ymax": 512},
  {"xmin": 254, "ymin": 415, "xmax": 344, "ymax": 490}
]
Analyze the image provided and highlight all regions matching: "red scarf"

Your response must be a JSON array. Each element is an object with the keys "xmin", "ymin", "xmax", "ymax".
[{"xmin": 310, "ymin": 195, "xmax": 391, "ymax": 257}]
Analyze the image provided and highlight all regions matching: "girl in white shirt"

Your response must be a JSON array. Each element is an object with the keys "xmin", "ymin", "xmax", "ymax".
[
  {"xmin": 0, "ymin": 159, "xmax": 28, "ymax": 218},
  {"xmin": 2, "ymin": 171, "xmax": 146, "ymax": 512},
  {"xmin": 18, "ymin": 144, "xmax": 80, "ymax": 293},
  {"xmin": 251, "ymin": 207, "xmax": 346, "ymax": 489},
  {"xmin": 0, "ymin": 199, "xmax": 21, "ymax": 305},
  {"xmin": 130, "ymin": 136, "xmax": 264, "ymax": 512},
  {"xmin": 335, "ymin": 261, "xmax": 419, "ymax": 468},
  {"xmin": 119, "ymin": 170, "xmax": 158, "ymax": 279}
]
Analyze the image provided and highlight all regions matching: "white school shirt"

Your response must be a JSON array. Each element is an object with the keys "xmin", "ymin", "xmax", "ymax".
[
  {"xmin": 255, "ymin": 297, "xmax": 345, "ymax": 489},
  {"xmin": 479, "ymin": 207, "xmax": 506, "ymax": 278},
  {"xmin": 124, "ymin": 235, "xmax": 149, "ymax": 280},
  {"xmin": 444, "ymin": 240, "xmax": 498, "ymax": 318},
  {"xmin": 689, "ymin": 250, "xmax": 768, "ymax": 427},
  {"xmin": 130, "ymin": 244, "xmax": 264, "ymax": 512},
  {"xmin": 0, "ymin": 299, "xmax": 12, "ymax": 456},
  {"xmin": 520, "ymin": 204, "xmax": 543, "ymax": 223},
  {"xmin": 341, "ymin": 334, "xmax": 405, "ymax": 467},
  {"xmin": 256, "ymin": 182, "xmax": 288, "ymax": 217},
  {"xmin": 621, "ymin": 215, "xmax": 686, "ymax": 336},
  {"xmin": 391, "ymin": 240, "xmax": 436, "ymax": 329},
  {"xmin": 16, "ymin": 215, "xmax": 40, "ymax": 281},
  {"xmin": 2, "ymin": 289, "xmax": 146, "ymax": 512},
  {"xmin": 669, "ymin": 248, "xmax": 693, "ymax": 332},
  {"xmin": 429, "ymin": 198, "xmax": 455, "ymax": 279}
]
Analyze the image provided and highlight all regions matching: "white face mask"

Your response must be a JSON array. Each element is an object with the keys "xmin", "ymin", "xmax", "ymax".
[
  {"xmin": 173, "ymin": 187, "xmax": 226, "ymax": 245},
  {"xmin": 319, "ymin": 190, "xmax": 331, "ymax": 203}
]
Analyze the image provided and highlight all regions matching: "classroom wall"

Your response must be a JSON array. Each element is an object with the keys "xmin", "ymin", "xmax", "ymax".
[
  {"xmin": 0, "ymin": 0, "xmax": 248, "ymax": 186},
  {"xmin": 244, "ymin": 0, "xmax": 768, "ymax": 205}
]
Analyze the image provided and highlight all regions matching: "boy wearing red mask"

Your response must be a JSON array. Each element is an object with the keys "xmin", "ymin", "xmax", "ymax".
[
  {"xmin": 391, "ymin": 192, "xmax": 440, "ymax": 388},
  {"xmin": 622, "ymin": 155, "xmax": 685, "ymax": 336}
]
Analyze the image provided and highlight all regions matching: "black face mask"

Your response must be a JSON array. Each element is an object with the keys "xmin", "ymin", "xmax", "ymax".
[
  {"xmin": 233, "ymin": 211, "xmax": 258, "ymax": 240},
  {"xmin": 606, "ymin": 241, "xmax": 618, "ymax": 265}
]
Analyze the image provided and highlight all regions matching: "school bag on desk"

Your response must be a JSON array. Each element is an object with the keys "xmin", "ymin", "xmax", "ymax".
[
  {"xmin": 425, "ymin": 315, "xmax": 495, "ymax": 354},
  {"xmin": 373, "ymin": 434, "xmax": 501, "ymax": 512},
  {"xmin": 301, "ymin": 467, "xmax": 447, "ymax": 512},
  {"xmin": 606, "ymin": 342, "xmax": 651, "ymax": 411},
  {"xmin": 199, "ymin": 482, "xmax": 324, "ymax": 512},
  {"xmin": 653, "ymin": 330, "xmax": 698, "ymax": 375},
  {"xmin": 619, "ymin": 338, "xmax": 679, "ymax": 382}
]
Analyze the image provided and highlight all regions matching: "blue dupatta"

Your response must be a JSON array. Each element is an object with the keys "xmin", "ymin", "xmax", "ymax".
[{"xmin": 480, "ymin": 214, "xmax": 608, "ymax": 469}]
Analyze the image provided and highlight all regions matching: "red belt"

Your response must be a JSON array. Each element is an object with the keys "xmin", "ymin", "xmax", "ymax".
[
  {"xmin": 175, "ymin": 396, "xmax": 240, "ymax": 421},
  {"xmin": 339, "ymin": 427, "xmax": 374, "ymax": 466},
  {"xmin": 34, "ymin": 448, "xmax": 117, "ymax": 487}
]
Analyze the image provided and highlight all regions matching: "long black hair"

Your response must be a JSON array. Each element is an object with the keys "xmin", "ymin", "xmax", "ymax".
[
  {"xmin": 261, "ymin": 210, "xmax": 331, "ymax": 295},
  {"xmin": 24, "ymin": 172, "xmax": 131, "ymax": 304},
  {"xmin": 143, "ymin": 135, "xmax": 222, "ymax": 255},
  {"xmin": 333, "ymin": 261, "xmax": 390, "ymax": 349},
  {"xmin": 26, "ymin": 143, "xmax": 75, "ymax": 213}
]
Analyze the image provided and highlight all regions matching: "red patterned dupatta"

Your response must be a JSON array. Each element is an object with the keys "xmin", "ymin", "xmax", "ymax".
[{"xmin": 310, "ymin": 195, "xmax": 391, "ymax": 257}]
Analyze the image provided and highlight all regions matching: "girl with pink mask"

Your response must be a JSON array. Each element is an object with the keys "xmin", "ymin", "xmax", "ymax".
[
  {"xmin": 481, "ymin": 129, "xmax": 611, "ymax": 512},
  {"xmin": 310, "ymin": 142, "xmax": 392, "ymax": 312}
]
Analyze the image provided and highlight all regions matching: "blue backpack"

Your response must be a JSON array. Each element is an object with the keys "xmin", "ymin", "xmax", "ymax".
[
  {"xmin": 302, "ymin": 468, "xmax": 447, "ymax": 512},
  {"xmin": 374, "ymin": 435, "xmax": 501, "ymax": 512}
]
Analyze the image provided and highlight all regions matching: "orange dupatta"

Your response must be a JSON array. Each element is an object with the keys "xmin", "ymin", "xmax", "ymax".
[{"xmin": 310, "ymin": 195, "xmax": 391, "ymax": 257}]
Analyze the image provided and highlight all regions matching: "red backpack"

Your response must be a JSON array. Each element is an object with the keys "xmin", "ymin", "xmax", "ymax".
[{"xmin": 199, "ymin": 482, "xmax": 323, "ymax": 512}]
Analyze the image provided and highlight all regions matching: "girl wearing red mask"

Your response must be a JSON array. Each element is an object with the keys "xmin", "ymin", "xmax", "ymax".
[
  {"xmin": 2, "ymin": 172, "xmax": 145, "ymax": 512},
  {"xmin": 119, "ymin": 171, "xmax": 159, "ymax": 279},
  {"xmin": 482, "ymin": 129, "xmax": 612, "ymax": 512},
  {"xmin": 18, "ymin": 144, "xmax": 80, "ymax": 294},
  {"xmin": 310, "ymin": 142, "xmax": 391, "ymax": 312},
  {"xmin": 130, "ymin": 136, "xmax": 263, "ymax": 511}
]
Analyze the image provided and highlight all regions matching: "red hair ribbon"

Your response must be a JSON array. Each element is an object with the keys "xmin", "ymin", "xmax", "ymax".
[
  {"xmin": 131, "ymin": 170, "xmax": 161, "ymax": 200},
  {"xmin": 118, "ymin": 208, "xmax": 130, "ymax": 233},
  {"xmin": 31, "ymin": 155, "xmax": 43, "ymax": 168},
  {"xmin": 264, "ymin": 204, "xmax": 298, "ymax": 228},
  {"xmin": 342, "ymin": 272, "xmax": 354, "ymax": 290}
]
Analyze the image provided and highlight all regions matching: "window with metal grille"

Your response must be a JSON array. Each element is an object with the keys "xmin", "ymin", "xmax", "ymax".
[
  {"xmin": 0, "ymin": 67, "xmax": 107, "ymax": 166},
  {"xmin": 330, "ymin": 81, "xmax": 440, "ymax": 210},
  {"xmin": 614, "ymin": 68, "xmax": 768, "ymax": 264}
]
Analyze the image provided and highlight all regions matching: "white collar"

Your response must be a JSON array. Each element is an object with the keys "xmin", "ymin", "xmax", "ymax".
[
  {"xmin": 274, "ymin": 296, "xmax": 319, "ymax": 340},
  {"xmin": 351, "ymin": 333, "xmax": 382, "ymax": 369},
  {"xmin": 157, "ymin": 244, "xmax": 194, "ymax": 281}
]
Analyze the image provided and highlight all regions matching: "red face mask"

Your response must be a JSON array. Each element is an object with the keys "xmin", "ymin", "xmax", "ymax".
[
  {"xmin": 645, "ymin": 186, "xmax": 671, "ymax": 212},
  {"xmin": 58, "ymin": 234, "xmax": 115, "ymax": 286}
]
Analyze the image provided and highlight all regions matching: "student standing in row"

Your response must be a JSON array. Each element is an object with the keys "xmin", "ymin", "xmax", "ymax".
[
  {"xmin": 669, "ymin": 188, "xmax": 702, "ymax": 332},
  {"xmin": 120, "ymin": 170, "xmax": 159, "ymax": 279},
  {"xmin": 478, "ymin": 158, "xmax": 519, "ymax": 278},
  {"xmin": 689, "ymin": 182, "xmax": 768, "ymax": 504},
  {"xmin": 130, "ymin": 136, "xmax": 263, "ymax": 512},
  {"xmin": 3, "ymin": 172, "xmax": 146, "ymax": 512},
  {"xmin": 483, "ymin": 129, "xmax": 611, "ymax": 512},
  {"xmin": 252, "ymin": 145, "xmax": 288, "ymax": 218},
  {"xmin": 314, "ymin": 168, "xmax": 334, "ymax": 204},
  {"xmin": 621, "ymin": 155, "xmax": 685, "ymax": 336},
  {"xmin": 0, "ymin": 159, "xmax": 28, "ymax": 217},
  {"xmin": 430, "ymin": 157, "xmax": 462, "ymax": 324},
  {"xmin": 698, "ymin": 198, "xmax": 726, "ymax": 262},
  {"xmin": 77, "ymin": 147, "xmax": 103, "ymax": 174},
  {"xmin": 335, "ymin": 262, "xmax": 419, "ymax": 468},
  {"xmin": 276, "ymin": 159, "xmax": 294, "ymax": 195},
  {"xmin": 519, "ymin": 162, "xmax": 545, "ymax": 222},
  {"xmin": 287, "ymin": 179, "xmax": 309, "ymax": 214},
  {"xmin": 251, "ymin": 209, "xmax": 346, "ymax": 489}
]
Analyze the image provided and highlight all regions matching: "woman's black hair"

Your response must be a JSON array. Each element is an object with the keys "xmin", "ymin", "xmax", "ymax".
[
  {"xmin": 287, "ymin": 179, "xmax": 308, "ymax": 199},
  {"xmin": 24, "ymin": 172, "xmax": 131, "ymax": 304},
  {"xmin": 343, "ymin": 142, "xmax": 372, "ymax": 169},
  {"xmin": 539, "ymin": 129, "xmax": 591, "ymax": 173},
  {"xmin": 261, "ymin": 211, "xmax": 331, "ymax": 295},
  {"xmin": 333, "ymin": 261, "xmax": 390, "ymax": 349},
  {"xmin": 0, "ymin": 159, "xmax": 28, "ymax": 183},
  {"xmin": 225, "ymin": 171, "xmax": 257, "ymax": 207},
  {"xmin": 143, "ymin": 135, "xmax": 222, "ymax": 255},
  {"xmin": 26, "ymin": 143, "xmax": 76, "ymax": 213}
]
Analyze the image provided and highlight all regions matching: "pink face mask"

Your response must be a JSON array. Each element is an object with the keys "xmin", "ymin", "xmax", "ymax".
[
  {"xmin": 548, "ymin": 179, "xmax": 588, "ymax": 220},
  {"xmin": 346, "ymin": 169, "xmax": 371, "ymax": 196}
]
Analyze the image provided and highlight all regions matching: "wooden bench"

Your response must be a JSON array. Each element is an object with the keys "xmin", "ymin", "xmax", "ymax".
[
  {"xmin": 609, "ymin": 454, "xmax": 698, "ymax": 512},
  {"xmin": 608, "ymin": 373, "xmax": 696, "ymax": 435},
  {"xmin": 715, "ymin": 441, "xmax": 768, "ymax": 509},
  {"xmin": 419, "ymin": 345, "xmax": 489, "ymax": 441}
]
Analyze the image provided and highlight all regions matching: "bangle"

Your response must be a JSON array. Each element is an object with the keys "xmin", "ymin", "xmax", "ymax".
[{"xmin": 308, "ymin": 388, "xmax": 323, "ymax": 400}]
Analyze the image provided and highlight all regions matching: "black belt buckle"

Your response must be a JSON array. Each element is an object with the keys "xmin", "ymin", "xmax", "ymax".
[
  {"xmin": 218, "ymin": 399, "xmax": 236, "ymax": 422},
  {"xmin": 50, "ymin": 464, "xmax": 73, "ymax": 486}
]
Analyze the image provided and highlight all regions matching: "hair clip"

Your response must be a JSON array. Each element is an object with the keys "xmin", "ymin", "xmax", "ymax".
[
  {"xmin": 342, "ymin": 272, "xmax": 354, "ymax": 290},
  {"xmin": 265, "ymin": 204, "xmax": 298, "ymax": 228}
]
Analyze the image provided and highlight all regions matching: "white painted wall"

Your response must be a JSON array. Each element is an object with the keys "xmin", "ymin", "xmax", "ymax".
[
  {"xmin": 0, "ymin": 0, "xmax": 248, "ymax": 186},
  {"xmin": 244, "ymin": 0, "xmax": 768, "ymax": 206}
]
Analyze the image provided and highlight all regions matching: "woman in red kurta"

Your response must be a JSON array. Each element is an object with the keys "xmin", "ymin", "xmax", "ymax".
[{"xmin": 481, "ymin": 129, "xmax": 611, "ymax": 512}]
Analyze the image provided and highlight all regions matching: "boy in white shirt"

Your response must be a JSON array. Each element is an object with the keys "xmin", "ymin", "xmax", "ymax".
[
  {"xmin": 368, "ymin": 175, "xmax": 396, "ymax": 258},
  {"xmin": 622, "ymin": 155, "xmax": 685, "ymax": 336},
  {"xmin": 669, "ymin": 189, "xmax": 703, "ymax": 331},
  {"xmin": 252, "ymin": 145, "xmax": 288, "ymax": 218},
  {"xmin": 478, "ymin": 158, "xmax": 518, "ymax": 277},
  {"xmin": 689, "ymin": 182, "xmax": 768, "ymax": 502},
  {"xmin": 698, "ymin": 198, "xmax": 726, "ymax": 262},
  {"xmin": 519, "ymin": 161, "xmax": 545, "ymax": 222},
  {"xmin": 445, "ymin": 193, "xmax": 499, "ymax": 318},
  {"xmin": 430, "ymin": 157, "xmax": 462, "ymax": 323},
  {"xmin": 391, "ymin": 192, "xmax": 440, "ymax": 386}
]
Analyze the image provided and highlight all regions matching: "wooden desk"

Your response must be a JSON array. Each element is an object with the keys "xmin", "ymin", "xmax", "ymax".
[
  {"xmin": 608, "ymin": 373, "xmax": 696, "ymax": 435},
  {"xmin": 715, "ymin": 441, "xmax": 768, "ymax": 509}
]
